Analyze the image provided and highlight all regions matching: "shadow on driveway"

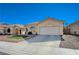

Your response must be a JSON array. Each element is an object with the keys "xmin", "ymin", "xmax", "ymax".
[{"xmin": 26, "ymin": 35, "xmax": 61, "ymax": 43}]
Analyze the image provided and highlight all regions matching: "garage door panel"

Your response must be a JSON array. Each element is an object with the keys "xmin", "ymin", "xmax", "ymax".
[{"xmin": 39, "ymin": 27, "xmax": 60, "ymax": 35}]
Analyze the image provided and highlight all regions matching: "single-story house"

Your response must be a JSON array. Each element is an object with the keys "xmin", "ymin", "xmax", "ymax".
[
  {"xmin": 67, "ymin": 20, "xmax": 79, "ymax": 35},
  {"xmin": 0, "ymin": 23, "xmax": 14, "ymax": 35},
  {"xmin": 25, "ymin": 18, "xmax": 64, "ymax": 35}
]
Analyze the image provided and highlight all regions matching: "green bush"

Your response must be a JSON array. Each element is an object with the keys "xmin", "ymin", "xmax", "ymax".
[{"xmin": 9, "ymin": 35, "xmax": 24, "ymax": 40}]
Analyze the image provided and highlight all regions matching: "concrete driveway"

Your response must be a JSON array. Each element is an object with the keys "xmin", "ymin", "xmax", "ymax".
[
  {"xmin": 0, "ymin": 35, "xmax": 79, "ymax": 55},
  {"xmin": 26, "ymin": 35, "xmax": 61, "ymax": 47}
]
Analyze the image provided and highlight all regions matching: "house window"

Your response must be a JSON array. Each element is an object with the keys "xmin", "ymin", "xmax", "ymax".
[{"xmin": 30, "ymin": 26, "xmax": 36, "ymax": 29}]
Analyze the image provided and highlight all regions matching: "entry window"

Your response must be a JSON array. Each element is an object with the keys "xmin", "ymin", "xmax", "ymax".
[{"xmin": 30, "ymin": 26, "xmax": 36, "ymax": 29}]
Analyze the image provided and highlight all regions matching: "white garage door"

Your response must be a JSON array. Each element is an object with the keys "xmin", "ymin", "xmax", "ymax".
[{"xmin": 39, "ymin": 27, "xmax": 60, "ymax": 35}]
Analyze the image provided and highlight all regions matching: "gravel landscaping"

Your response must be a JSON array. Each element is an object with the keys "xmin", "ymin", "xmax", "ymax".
[{"xmin": 60, "ymin": 35, "xmax": 79, "ymax": 50}]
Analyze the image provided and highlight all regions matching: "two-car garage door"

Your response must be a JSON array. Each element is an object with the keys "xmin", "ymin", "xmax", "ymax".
[{"xmin": 39, "ymin": 27, "xmax": 60, "ymax": 35}]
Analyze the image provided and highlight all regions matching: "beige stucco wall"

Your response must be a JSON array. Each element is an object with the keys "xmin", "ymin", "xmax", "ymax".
[
  {"xmin": 0, "ymin": 28, "xmax": 4, "ymax": 34},
  {"xmin": 25, "ymin": 19, "xmax": 64, "ymax": 35},
  {"xmin": 37, "ymin": 19, "xmax": 63, "ymax": 35},
  {"xmin": 70, "ymin": 25, "xmax": 79, "ymax": 34},
  {"xmin": 4, "ymin": 27, "xmax": 14, "ymax": 34},
  {"xmin": 38, "ymin": 19, "xmax": 63, "ymax": 27},
  {"xmin": 13, "ymin": 27, "xmax": 26, "ymax": 35},
  {"xmin": 25, "ymin": 23, "xmax": 38, "ymax": 34},
  {"xmin": 59, "ymin": 27, "xmax": 63, "ymax": 35}
]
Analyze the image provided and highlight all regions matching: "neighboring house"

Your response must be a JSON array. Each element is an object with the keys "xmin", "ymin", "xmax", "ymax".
[
  {"xmin": 25, "ymin": 18, "xmax": 64, "ymax": 35},
  {"xmin": 67, "ymin": 20, "xmax": 79, "ymax": 35},
  {"xmin": 0, "ymin": 24, "xmax": 26, "ymax": 35},
  {"xmin": 0, "ymin": 24, "xmax": 14, "ymax": 35}
]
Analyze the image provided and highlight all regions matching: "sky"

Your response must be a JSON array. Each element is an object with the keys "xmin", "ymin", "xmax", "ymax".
[{"xmin": 0, "ymin": 3, "xmax": 79, "ymax": 26}]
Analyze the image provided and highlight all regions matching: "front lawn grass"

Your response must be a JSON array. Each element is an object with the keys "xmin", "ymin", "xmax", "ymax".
[{"xmin": 8, "ymin": 35, "xmax": 25, "ymax": 40}]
